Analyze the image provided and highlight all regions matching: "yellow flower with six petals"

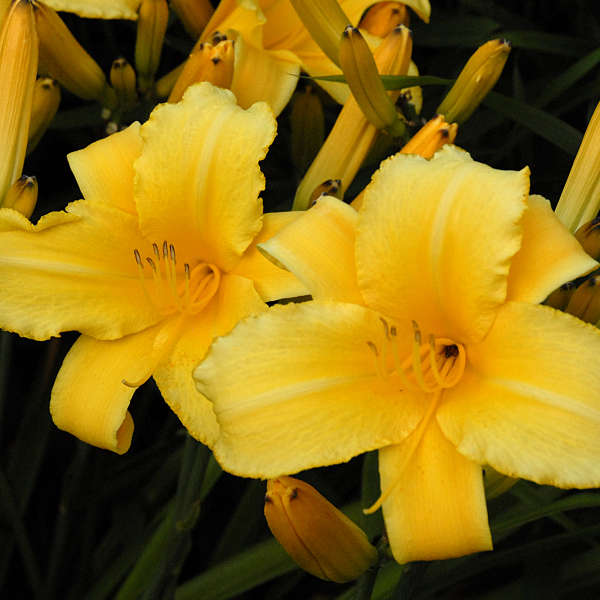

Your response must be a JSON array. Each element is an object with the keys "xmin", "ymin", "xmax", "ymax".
[
  {"xmin": 0, "ymin": 82, "xmax": 305, "ymax": 455},
  {"xmin": 194, "ymin": 146, "xmax": 600, "ymax": 564}
]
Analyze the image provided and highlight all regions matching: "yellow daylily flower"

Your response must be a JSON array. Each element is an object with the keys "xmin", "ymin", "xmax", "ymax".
[
  {"xmin": 38, "ymin": 0, "xmax": 141, "ymax": 21},
  {"xmin": 0, "ymin": 82, "xmax": 305, "ymax": 455},
  {"xmin": 194, "ymin": 146, "xmax": 600, "ymax": 564}
]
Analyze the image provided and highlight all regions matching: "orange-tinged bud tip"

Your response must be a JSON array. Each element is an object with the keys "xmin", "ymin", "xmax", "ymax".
[
  {"xmin": 264, "ymin": 476, "xmax": 377, "ymax": 583},
  {"xmin": 401, "ymin": 115, "xmax": 458, "ymax": 158},
  {"xmin": 3, "ymin": 175, "xmax": 38, "ymax": 218},
  {"xmin": 360, "ymin": 2, "xmax": 409, "ymax": 37},
  {"xmin": 168, "ymin": 38, "xmax": 234, "ymax": 103}
]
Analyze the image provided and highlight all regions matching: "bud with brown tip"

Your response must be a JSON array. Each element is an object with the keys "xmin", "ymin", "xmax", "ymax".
[
  {"xmin": 0, "ymin": 0, "xmax": 38, "ymax": 204},
  {"xmin": 3, "ymin": 175, "xmax": 38, "ymax": 219},
  {"xmin": 135, "ymin": 0, "xmax": 169, "ymax": 93},
  {"xmin": 264, "ymin": 476, "xmax": 377, "ymax": 583},
  {"xmin": 28, "ymin": 77, "xmax": 61, "ymax": 153}
]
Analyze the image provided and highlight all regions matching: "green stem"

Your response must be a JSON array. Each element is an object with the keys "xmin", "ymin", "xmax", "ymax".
[{"xmin": 353, "ymin": 562, "xmax": 380, "ymax": 600}]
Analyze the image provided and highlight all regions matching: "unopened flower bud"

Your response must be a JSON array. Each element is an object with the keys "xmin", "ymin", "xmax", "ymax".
[
  {"xmin": 168, "ymin": 38, "xmax": 235, "ymax": 103},
  {"xmin": 437, "ymin": 39, "xmax": 511, "ymax": 124},
  {"xmin": 401, "ymin": 115, "xmax": 458, "ymax": 158},
  {"xmin": 28, "ymin": 77, "xmax": 61, "ymax": 153},
  {"xmin": 556, "ymin": 101, "xmax": 600, "ymax": 232},
  {"xmin": 170, "ymin": 0, "xmax": 214, "ymax": 38},
  {"xmin": 565, "ymin": 275, "xmax": 600, "ymax": 324},
  {"xmin": 575, "ymin": 216, "xmax": 600, "ymax": 260},
  {"xmin": 545, "ymin": 281, "xmax": 576, "ymax": 311},
  {"xmin": 310, "ymin": 179, "xmax": 343, "ymax": 206},
  {"xmin": 0, "ymin": 0, "xmax": 37, "ymax": 204},
  {"xmin": 3, "ymin": 175, "xmax": 38, "ymax": 219},
  {"xmin": 265, "ymin": 476, "xmax": 377, "ymax": 583},
  {"xmin": 339, "ymin": 26, "xmax": 402, "ymax": 133},
  {"xmin": 360, "ymin": 2, "xmax": 409, "ymax": 37},
  {"xmin": 288, "ymin": 0, "xmax": 350, "ymax": 67},
  {"xmin": 110, "ymin": 58, "xmax": 137, "ymax": 110},
  {"xmin": 34, "ymin": 3, "xmax": 116, "ymax": 107},
  {"xmin": 290, "ymin": 86, "xmax": 325, "ymax": 176},
  {"xmin": 135, "ymin": 0, "xmax": 169, "ymax": 93}
]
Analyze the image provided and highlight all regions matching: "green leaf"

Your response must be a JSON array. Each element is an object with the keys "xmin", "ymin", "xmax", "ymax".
[
  {"xmin": 483, "ymin": 90, "xmax": 583, "ymax": 154},
  {"xmin": 412, "ymin": 17, "xmax": 500, "ymax": 47},
  {"xmin": 496, "ymin": 30, "xmax": 595, "ymax": 56}
]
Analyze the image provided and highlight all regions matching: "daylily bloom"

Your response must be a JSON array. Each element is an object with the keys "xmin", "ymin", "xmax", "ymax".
[
  {"xmin": 194, "ymin": 146, "xmax": 600, "ymax": 564},
  {"xmin": 0, "ymin": 82, "xmax": 305, "ymax": 454},
  {"xmin": 160, "ymin": 0, "xmax": 430, "ymax": 114}
]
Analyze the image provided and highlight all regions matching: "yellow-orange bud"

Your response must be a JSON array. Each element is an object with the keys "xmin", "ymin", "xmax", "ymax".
[
  {"xmin": 170, "ymin": 0, "xmax": 213, "ymax": 38},
  {"xmin": 565, "ymin": 276, "xmax": 600, "ymax": 324},
  {"xmin": 3, "ymin": 175, "xmax": 38, "ymax": 219},
  {"xmin": 28, "ymin": 77, "xmax": 61, "ymax": 153},
  {"xmin": 545, "ymin": 282, "xmax": 576, "ymax": 311},
  {"xmin": 168, "ymin": 38, "xmax": 234, "ymax": 103},
  {"xmin": 556, "ymin": 101, "xmax": 600, "ymax": 232},
  {"xmin": 437, "ymin": 39, "xmax": 511, "ymax": 124},
  {"xmin": 135, "ymin": 0, "xmax": 169, "ymax": 93},
  {"xmin": 0, "ymin": 0, "xmax": 38, "ymax": 204},
  {"xmin": 290, "ymin": 86, "xmax": 325, "ymax": 176},
  {"xmin": 310, "ymin": 179, "xmax": 342, "ymax": 206},
  {"xmin": 34, "ymin": 3, "xmax": 116, "ymax": 107},
  {"xmin": 264, "ymin": 476, "xmax": 377, "ymax": 583},
  {"xmin": 360, "ymin": 2, "xmax": 409, "ymax": 37},
  {"xmin": 400, "ymin": 114, "xmax": 458, "ymax": 158},
  {"xmin": 110, "ymin": 58, "xmax": 137, "ymax": 110},
  {"xmin": 575, "ymin": 216, "xmax": 600, "ymax": 260}
]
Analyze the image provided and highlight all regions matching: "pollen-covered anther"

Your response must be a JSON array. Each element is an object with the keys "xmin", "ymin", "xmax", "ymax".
[
  {"xmin": 367, "ymin": 318, "xmax": 466, "ymax": 392},
  {"xmin": 132, "ymin": 242, "xmax": 220, "ymax": 316}
]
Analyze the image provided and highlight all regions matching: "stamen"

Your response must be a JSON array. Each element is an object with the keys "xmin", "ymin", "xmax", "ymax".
[
  {"xmin": 410, "ymin": 322, "xmax": 436, "ymax": 393},
  {"xmin": 428, "ymin": 334, "xmax": 446, "ymax": 388},
  {"xmin": 152, "ymin": 242, "xmax": 160, "ymax": 261},
  {"xmin": 134, "ymin": 248, "xmax": 142, "ymax": 267},
  {"xmin": 184, "ymin": 263, "xmax": 191, "ymax": 306},
  {"xmin": 364, "ymin": 390, "xmax": 441, "ymax": 515},
  {"xmin": 389, "ymin": 326, "xmax": 420, "ymax": 392}
]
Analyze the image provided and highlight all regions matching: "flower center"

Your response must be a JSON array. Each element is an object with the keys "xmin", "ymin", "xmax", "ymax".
[
  {"xmin": 133, "ymin": 241, "xmax": 220, "ymax": 317},
  {"xmin": 367, "ymin": 317, "xmax": 466, "ymax": 393}
]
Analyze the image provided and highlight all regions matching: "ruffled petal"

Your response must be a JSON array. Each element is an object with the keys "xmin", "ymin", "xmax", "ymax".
[
  {"xmin": 67, "ymin": 122, "xmax": 142, "ymax": 215},
  {"xmin": 135, "ymin": 83, "xmax": 276, "ymax": 271},
  {"xmin": 154, "ymin": 273, "xmax": 266, "ymax": 447},
  {"xmin": 229, "ymin": 30, "xmax": 300, "ymax": 116},
  {"xmin": 380, "ymin": 420, "xmax": 491, "ymax": 564},
  {"xmin": 43, "ymin": 0, "xmax": 140, "ymax": 20},
  {"xmin": 506, "ymin": 195, "xmax": 597, "ymax": 304},
  {"xmin": 259, "ymin": 197, "xmax": 363, "ymax": 303},
  {"xmin": 0, "ymin": 201, "xmax": 161, "ymax": 340},
  {"xmin": 50, "ymin": 323, "xmax": 166, "ymax": 454},
  {"xmin": 438, "ymin": 301, "xmax": 600, "ymax": 488},
  {"xmin": 357, "ymin": 146, "xmax": 529, "ymax": 344},
  {"xmin": 232, "ymin": 212, "xmax": 308, "ymax": 301},
  {"xmin": 194, "ymin": 300, "xmax": 425, "ymax": 478}
]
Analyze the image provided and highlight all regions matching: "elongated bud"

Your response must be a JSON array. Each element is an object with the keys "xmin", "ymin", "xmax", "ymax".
[
  {"xmin": 110, "ymin": 58, "xmax": 137, "ymax": 110},
  {"xmin": 135, "ymin": 0, "xmax": 169, "ymax": 93},
  {"xmin": 168, "ymin": 38, "xmax": 235, "ymax": 103},
  {"xmin": 340, "ymin": 26, "xmax": 400, "ymax": 132},
  {"xmin": 289, "ymin": 0, "xmax": 349, "ymax": 67},
  {"xmin": 565, "ymin": 276, "xmax": 600, "ymax": 324},
  {"xmin": 265, "ymin": 477, "xmax": 377, "ymax": 583},
  {"xmin": 575, "ymin": 216, "xmax": 600, "ymax": 260},
  {"xmin": 3, "ymin": 175, "xmax": 38, "ymax": 218},
  {"xmin": 28, "ymin": 77, "xmax": 61, "ymax": 153},
  {"xmin": 360, "ymin": 2, "xmax": 409, "ymax": 37},
  {"xmin": 0, "ymin": 0, "xmax": 38, "ymax": 204},
  {"xmin": 293, "ymin": 25, "xmax": 412, "ymax": 210},
  {"xmin": 290, "ymin": 86, "xmax": 325, "ymax": 176},
  {"xmin": 170, "ymin": 0, "xmax": 213, "ymax": 38},
  {"xmin": 545, "ymin": 281, "xmax": 576, "ymax": 311},
  {"xmin": 34, "ymin": 3, "xmax": 116, "ymax": 108},
  {"xmin": 401, "ymin": 115, "xmax": 458, "ymax": 158},
  {"xmin": 437, "ymin": 39, "xmax": 510, "ymax": 124},
  {"xmin": 556, "ymin": 101, "xmax": 600, "ymax": 232},
  {"xmin": 483, "ymin": 467, "xmax": 518, "ymax": 499},
  {"xmin": 0, "ymin": 0, "xmax": 10, "ymax": 27},
  {"xmin": 155, "ymin": 63, "xmax": 184, "ymax": 98},
  {"xmin": 310, "ymin": 179, "xmax": 342, "ymax": 206}
]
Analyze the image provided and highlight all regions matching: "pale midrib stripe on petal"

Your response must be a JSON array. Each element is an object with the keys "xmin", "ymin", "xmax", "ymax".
[
  {"xmin": 0, "ymin": 255, "xmax": 137, "ymax": 280},
  {"xmin": 216, "ymin": 373, "xmax": 375, "ymax": 416},
  {"xmin": 486, "ymin": 376, "xmax": 600, "ymax": 423},
  {"xmin": 429, "ymin": 166, "xmax": 469, "ymax": 330}
]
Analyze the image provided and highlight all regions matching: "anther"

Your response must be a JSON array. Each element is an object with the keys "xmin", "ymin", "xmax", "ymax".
[
  {"xmin": 169, "ymin": 243, "xmax": 176, "ymax": 265},
  {"xmin": 412, "ymin": 320, "xmax": 421, "ymax": 345},
  {"xmin": 162, "ymin": 240, "xmax": 168, "ymax": 260},
  {"xmin": 152, "ymin": 242, "xmax": 160, "ymax": 260},
  {"xmin": 380, "ymin": 317, "xmax": 390, "ymax": 339},
  {"xmin": 184, "ymin": 263, "xmax": 190, "ymax": 279},
  {"xmin": 134, "ymin": 249, "xmax": 142, "ymax": 266},
  {"xmin": 146, "ymin": 257, "xmax": 157, "ymax": 272},
  {"xmin": 366, "ymin": 341, "xmax": 379, "ymax": 356}
]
